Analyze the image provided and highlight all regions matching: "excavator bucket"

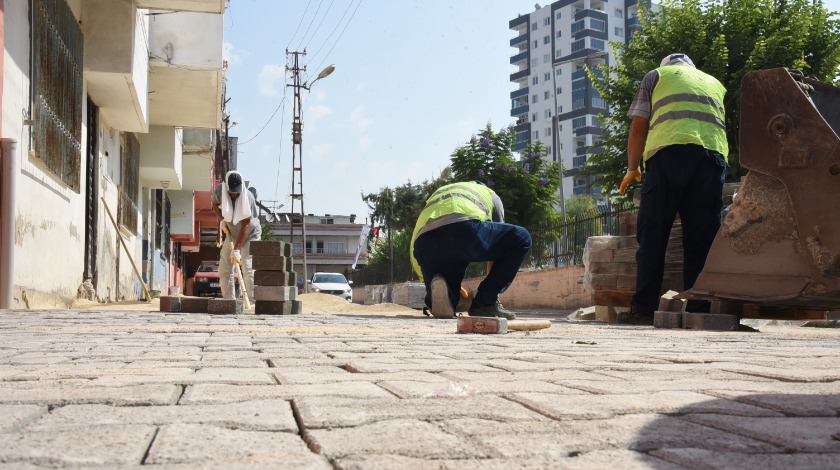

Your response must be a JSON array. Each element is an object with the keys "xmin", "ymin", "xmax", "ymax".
[{"xmin": 686, "ymin": 68, "xmax": 840, "ymax": 309}]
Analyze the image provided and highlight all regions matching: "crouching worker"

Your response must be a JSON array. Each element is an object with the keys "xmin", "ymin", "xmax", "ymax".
[
  {"xmin": 410, "ymin": 181, "xmax": 532, "ymax": 320},
  {"xmin": 212, "ymin": 171, "xmax": 261, "ymax": 301}
]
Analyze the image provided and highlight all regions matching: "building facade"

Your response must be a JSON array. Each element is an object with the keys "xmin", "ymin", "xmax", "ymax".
[
  {"xmin": 268, "ymin": 214, "xmax": 369, "ymax": 283},
  {"xmin": 509, "ymin": 0, "xmax": 646, "ymax": 200},
  {"xmin": 1, "ymin": 0, "xmax": 226, "ymax": 308}
]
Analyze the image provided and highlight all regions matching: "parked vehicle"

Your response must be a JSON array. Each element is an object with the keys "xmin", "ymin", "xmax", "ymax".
[
  {"xmin": 192, "ymin": 260, "xmax": 238, "ymax": 297},
  {"xmin": 308, "ymin": 272, "xmax": 353, "ymax": 302}
]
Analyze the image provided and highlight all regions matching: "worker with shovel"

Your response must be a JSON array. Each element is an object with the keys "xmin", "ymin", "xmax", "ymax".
[
  {"xmin": 618, "ymin": 53, "xmax": 728, "ymax": 325},
  {"xmin": 410, "ymin": 181, "xmax": 531, "ymax": 320},
  {"xmin": 212, "ymin": 171, "xmax": 261, "ymax": 302}
]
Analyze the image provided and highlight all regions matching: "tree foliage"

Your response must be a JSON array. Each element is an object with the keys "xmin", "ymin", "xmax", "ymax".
[{"xmin": 582, "ymin": 0, "xmax": 840, "ymax": 199}]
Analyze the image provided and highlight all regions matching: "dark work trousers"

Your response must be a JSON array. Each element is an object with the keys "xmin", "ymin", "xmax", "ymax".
[
  {"xmin": 633, "ymin": 144, "xmax": 726, "ymax": 315},
  {"xmin": 414, "ymin": 219, "xmax": 532, "ymax": 309}
]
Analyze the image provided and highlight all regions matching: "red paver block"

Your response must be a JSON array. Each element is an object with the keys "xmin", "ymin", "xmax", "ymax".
[
  {"xmin": 682, "ymin": 312, "xmax": 739, "ymax": 331},
  {"xmin": 254, "ymin": 270, "xmax": 296, "ymax": 287},
  {"xmin": 160, "ymin": 296, "xmax": 181, "ymax": 313},
  {"xmin": 180, "ymin": 296, "xmax": 210, "ymax": 313},
  {"xmin": 208, "ymin": 298, "xmax": 243, "ymax": 315},
  {"xmin": 249, "ymin": 240, "xmax": 291, "ymax": 257},
  {"xmin": 254, "ymin": 286, "xmax": 297, "ymax": 302}
]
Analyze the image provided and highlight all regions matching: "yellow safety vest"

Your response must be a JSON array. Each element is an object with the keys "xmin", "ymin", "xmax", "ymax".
[
  {"xmin": 410, "ymin": 182, "xmax": 495, "ymax": 280},
  {"xmin": 643, "ymin": 65, "xmax": 728, "ymax": 161}
]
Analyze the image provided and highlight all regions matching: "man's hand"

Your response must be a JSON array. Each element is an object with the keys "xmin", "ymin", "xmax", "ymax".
[
  {"xmin": 230, "ymin": 249, "xmax": 242, "ymax": 266},
  {"xmin": 619, "ymin": 168, "xmax": 642, "ymax": 195}
]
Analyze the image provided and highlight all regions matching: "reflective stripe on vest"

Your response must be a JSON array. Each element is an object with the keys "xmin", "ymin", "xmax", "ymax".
[
  {"xmin": 643, "ymin": 66, "xmax": 728, "ymax": 161},
  {"xmin": 423, "ymin": 184, "xmax": 491, "ymax": 219}
]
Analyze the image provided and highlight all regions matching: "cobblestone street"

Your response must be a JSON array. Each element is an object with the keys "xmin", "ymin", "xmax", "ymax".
[{"xmin": 0, "ymin": 309, "xmax": 839, "ymax": 469}]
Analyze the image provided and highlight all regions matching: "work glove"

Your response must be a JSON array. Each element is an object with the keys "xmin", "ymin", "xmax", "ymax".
[
  {"xmin": 619, "ymin": 168, "xmax": 642, "ymax": 195},
  {"xmin": 230, "ymin": 249, "xmax": 242, "ymax": 266}
]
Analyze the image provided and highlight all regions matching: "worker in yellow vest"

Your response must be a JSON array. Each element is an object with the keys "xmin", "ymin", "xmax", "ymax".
[
  {"xmin": 618, "ymin": 53, "xmax": 728, "ymax": 325},
  {"xmin": 411, "ymin": 181, "xmax": 532, "ymax": 320}
]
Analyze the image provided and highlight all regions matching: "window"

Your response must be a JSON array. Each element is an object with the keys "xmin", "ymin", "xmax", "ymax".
[
  {"xmin": 591, "ymin": 116, "xmax": 601, "ymax": 127},
  {"xmin": 532, "ymin": 113, "xmax": 537, "ymax": 122},
  {"xmin": 532, "ymin": 22, "xmax": 538, "ymax": 31},
  {"xmin": 533, "ymin": 130, "xmax": 540, "ymax": 139},
  {"xmin": 615, "ymin": 8, "xmax": 624, "ymax": 18},
  {"xmin": 572, "ymin": 117, "xmax": 587, "ymax": 129},
  {"xmin": 119, "ymin": 133, "xmax": 140, "ymax": 233},
  {"xmin": 555, "ymin": 11, "xmax": 561, "ymax": 19},
  {"xmin": 591, "ymin": 18, "xmax": 606, "ymax": 32},
  {"xmin": 293, "ymin": 242, "xmax": 302, "ymax": 254},
  {"xmin": 31, "ymin": 0, "xmax": 83, "ymax": 191},
  {"xmin": 615, "ymin": 27, "xmax": 624, "ymax": 36},
  {"xmin": 591, "ymin": 39, "xmax": 605, "ymax": 50},
  {"xmin": 573, "ymin": 156, "xmax": 587, "ymax": 167},
  {"xmin": 544, "ymin": 72, "xmax": 551, "ymax": 81},
  {"xmin": 571, "ymin": 39, "xmax": 585, "ymax": 53},
  {"xmin": 531, "ymin": 58, "xmax": 538, "ymax": 68},
  {"xmin": 543, "ymin": 17, "xmax": 551, "ymax": 26},
  {"xmin": 573, "ymin": 97, "xmax": 585, "ymax": 110},
  {"xmin": 544, "ymin": 109, "xmax": 552, "ymax": 118},
  {"xmin": 544, "ymin": 53, "xmax": 550, "ymax": 63},
  {"xmin": 532, "ymin": 76, "xmax": 539, "ymax": 85},
  {"xmin": 325, "ymin": 242, "xmax": 345, "ymax": 254},
  {"xmin": 592, "ymin": 96, "xmax": 607, "ymax": 109},
  {"xmin": 544, "ymin": 91, "xmax": 550, "ymax": 100},
  {"xmin": 544, "ymin": 35, "xmax": 551, "ymax": 45},
  {"xmin": 533, "ymin": 40, "xmax": 539, "ymax": 49},
  {"xmin": 556, "ymin": 30, "xmax": 562, "ymax": 38},
  {"xmin": 320, "ymin": 218, "xmax": 334, "ymax": 224},
  {"xmin": 571, "ymin": 20, "xmax": 584, "ymax": 34},
  {"xmin": 555, "ymin": 49, "xmax": 563, "ymax": 59},
  {"xmin": 556, "ymin": 68, "xmax": 562, "ymax": 76},
  {"xmin": 545, "ymin": 127, "xmax": 552, "ymax": 136},
  {"xmin": 532, "ymin": 94, "xmax": 538, "ymax": 103}
]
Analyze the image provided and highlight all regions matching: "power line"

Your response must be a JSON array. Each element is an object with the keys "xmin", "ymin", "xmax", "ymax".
[
  {"xmin": 273, "ymin": 83, "xmax": 291, "ymax": 202},
  {"xmin": 286, "ymin": 0, "xmax": 314, "ymax": 50},
  {"xmin": 239, "ymin": 96, "xmax": 289, "ymax": 145},
  {"xmin": 296, "ymin": 0, "xmax": 326, "ymax": 51},
  {"xmin": 305, "ymin": 0, "xmax": 357, "ymax": 67},
  {"xmin": 310, "ymin": 0, "xmax": 364, "ymax": 75},
  {"xmin": 303, "ymin": 0, "xmax": 337, "ymax": 51}
]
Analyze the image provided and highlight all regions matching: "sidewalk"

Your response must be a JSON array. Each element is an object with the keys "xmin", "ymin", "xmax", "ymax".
[{"xmin": 0, "ymin": 307, "xmax": 838, "ymax": 468}]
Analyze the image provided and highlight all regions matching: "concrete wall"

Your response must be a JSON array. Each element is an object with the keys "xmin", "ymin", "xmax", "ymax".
[{"xmin": 148, "ymin": 11, "xmax": 224, "ymax": 69}]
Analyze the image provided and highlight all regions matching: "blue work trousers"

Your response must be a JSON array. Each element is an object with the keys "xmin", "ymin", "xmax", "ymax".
[
  {"xmin": 633, "ymin": 144, "xmax": 726, "ymax": 314},
  {"xmin": 414, "ymin": 220, "xmax": 532, "ymax": 309}
]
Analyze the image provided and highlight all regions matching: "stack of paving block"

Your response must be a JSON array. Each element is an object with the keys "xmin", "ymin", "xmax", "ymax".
[
  {"xmin": 392, "ymin": 282, "xmax": 426, "ymax": 308},
  {"xmin": 250, "ymin": 240, "xmax": 302, "ymax": 315},
  {"xmin": 583, "ymin": 222, "xmax": 684, "ymax": 322}
]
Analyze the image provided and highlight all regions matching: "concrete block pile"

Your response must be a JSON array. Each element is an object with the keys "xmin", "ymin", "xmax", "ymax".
[
  {"xmin": 392, "ymin": 283, "xmax": 426, "ymax": 308},
  {"xmin": 250, "ymin": 240, "xmax": 302, "ymax": 315}
]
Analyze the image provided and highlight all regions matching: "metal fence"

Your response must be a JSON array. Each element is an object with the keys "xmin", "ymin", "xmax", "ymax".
[{"xmin": 348, "ymin": 202, "xmax": 638, "ymax": 287}]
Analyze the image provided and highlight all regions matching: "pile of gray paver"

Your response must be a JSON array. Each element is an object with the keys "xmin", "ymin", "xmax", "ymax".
[{"xmin": 159, "ymin": 240, "xmax": 301, "ymax": 315}]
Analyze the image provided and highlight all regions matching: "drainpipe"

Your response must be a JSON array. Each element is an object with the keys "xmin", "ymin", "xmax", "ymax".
[{"xmin": 0, "ymin": 139, "xmax": 17, "ymax": 309}]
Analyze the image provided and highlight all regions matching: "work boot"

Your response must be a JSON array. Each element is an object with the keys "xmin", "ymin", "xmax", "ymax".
[
  {"xmin": 469, "ymin": 300, "xmax": 516, "ymax": 320},
  {"xmin": 616, "ymin": 311, "xmax": 654, "ymax": 326},
  {"xmin": 430, "ymin": 275, "xmax": 455, "ymax": 319}
]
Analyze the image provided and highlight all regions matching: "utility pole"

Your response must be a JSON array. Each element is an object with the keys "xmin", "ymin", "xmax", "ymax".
[{"xmin": 287, "ymin": 50, "xmax": 309, "ymax": 290}]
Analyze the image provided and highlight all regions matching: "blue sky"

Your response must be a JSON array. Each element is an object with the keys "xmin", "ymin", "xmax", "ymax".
[{"xmin": 223, "ymin": 1, "xmax": 540, "ymax": 224}]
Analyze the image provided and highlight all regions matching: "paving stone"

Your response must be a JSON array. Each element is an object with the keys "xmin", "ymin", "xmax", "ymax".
[
  {"xmin": 255, "ymin": 300, "xmax": 292, "ymax": 315},
  {"xmin": 180, "ymin": 382, "xmax": 394, "ymax": 405},
  {"xmin": 378, "ymin": 379, "xmax": 581, "ymax": 398},
  {"xmin": 706, "ymin": 390, "xmax": 840, "ymax": 416},
  {"xmin": 159, "ymin": 296, "xmax": 181, "ymax": 312},
  {"xmin": 506, "ymin": 390, "xmax": 782, "ymax": 420},
  {"xmin": 307, "ymin": 419, "xmax": 492, "ymax": 460},
  {"xmin": 654, "ymin": 311, "xmax": 682, "ymax": 328},
  {"xmin": 249, "ymin": 240, "xmax": 289, "ymax": 257},
  {"xmin": 145, "ymin": 423, "xmax": 329, "ymax": 467},
  {"xmin": 682, "ymin": 312, "xmax": 740, "ymax": 331},
  {"xmin": 440, "ymin": 415, "xmax": 779, "ymax": 454},
  {"xmin": 721, "ymin": 364, "xmax": 840, "ymax": 382},
  {"xmin": 344, "ymin": 360, "xmax": 499, "ymax": 374},
  {"xmin": 652, "ymin": 448, "xmax": 840, "ymax": 470},
  {"xmin": 29, "ymin": 399, "xmax": 298, "ymax": 432},
  {"xmin": 255, "ymin": 270, "xmax": 296, "ymax": 287},
  {"xmin": 0, "ymin": 383, "xmax": 182, "ymax": 406},
  {"xmin": 252, "ymin": 256, "xmax": 289, "ymax": 271},
  {"xmin": 89, "ymin": 368, "xmax": 275, "ymax": 386},
  {"xmin": 273, "ymin": 367, "xmax": 447, "ymax": 385},
  {"xmin": 683, "ymin": 414, "xmax": 840, "ymax": 452},
  {"xmin": 207, "ymin": 298, "xmax": 243, "ymax": 315},
  {"xmin": 0, "ymin": 425, "xmax": 156, "ymax": 467},
  {"xmin": 179, "ymin": 296, "xmax": 210, "ymax": 313},
  {"xmin": 0, "ymin": 405, "xmax": 48, "ymax": 433},
  {"xmin": 254, "ymin": 286, "xmax": 297, "ymax": 301},
  {"xmin": 295, "ymin": 395, "xmax": 547, "ymax": 429}
]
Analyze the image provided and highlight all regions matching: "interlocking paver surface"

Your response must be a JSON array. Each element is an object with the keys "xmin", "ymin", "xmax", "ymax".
[{"xmin": 0, "ymin": 309, "xmax": 839, "ymax": 468}]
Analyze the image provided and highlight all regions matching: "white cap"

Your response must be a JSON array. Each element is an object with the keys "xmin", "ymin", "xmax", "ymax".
[{"xmin": 660, "ymin": 53, "xmax": 695, "ymax": 67}]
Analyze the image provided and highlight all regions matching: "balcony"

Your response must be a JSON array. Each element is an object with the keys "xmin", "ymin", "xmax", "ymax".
[
  {"xmin": 136, "ymin": 0, "xmax": 225, "ymax": 13},
  {"xmin": 510, "ymin": 68, "xmax": 530, "ymax": 82},
  {"xmin": 510, "ymin": 104, "xmax": 529, "ymax": 117},
  {"xmin": 510, "ymin": 33, "xmax": 528, "ymax": 47},
  {"xmin": 137, "ymin": 126, "xmax": 183, "ymax": 190},
  {"xmin": 510, "ymin": 87, "xmax": 529, "ymax": 100},
  {"xmin": 182, "ymin": 128, "xmax": 216, "ymax": 191},
  {"xmin": 148, "ymin": 11, "xmax": 224, "ymax": 128},
  {"xmin": 510, "ymin": 50, "xmax": 529, "ymax": 65},
  {"xmin": 168, "ymin": 190, "xmax": 196, "ymax": 241},
  {"xmin": 83, "ymin": 0, "xmax": 149, "ymax": 132}
]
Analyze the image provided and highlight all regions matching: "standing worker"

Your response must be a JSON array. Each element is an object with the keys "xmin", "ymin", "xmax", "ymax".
[
  {"xmin": 212, "ymin": 171, "xmax": 261, "ymax": 302},
  {"xmin": 619, "ymin": 53, "xmax": 728, "ymax": 324},
  {"xmin": 411, "ymin": 181, "xmax": 532, "ymax": 320}
]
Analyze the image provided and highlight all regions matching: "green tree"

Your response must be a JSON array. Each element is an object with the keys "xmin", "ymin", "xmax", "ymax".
[{"xmin": 582, "ymin": 0, "xmax": 840, "ymax": 199}]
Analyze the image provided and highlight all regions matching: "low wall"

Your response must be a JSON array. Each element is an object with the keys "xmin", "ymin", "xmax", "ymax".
[{"xmin": 358, "ymin": 264, "xmax": 592, "ymax": 311}]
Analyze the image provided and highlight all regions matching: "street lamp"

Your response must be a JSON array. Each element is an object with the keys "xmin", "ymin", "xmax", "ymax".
[{"xmin": 550, "ymin": 50, "xmax": 608, "ymax": 265}]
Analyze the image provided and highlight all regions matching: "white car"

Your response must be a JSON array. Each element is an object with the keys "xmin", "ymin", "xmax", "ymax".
[{"xmin": 308, "ymin": 272, "xmax": 353, "ymax": 302}]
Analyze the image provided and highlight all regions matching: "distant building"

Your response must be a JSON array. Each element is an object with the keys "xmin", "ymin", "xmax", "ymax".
[
  {"xmin": 267, "ymin": 214, "xmax": 369, "ymax": 281},
  {"xmin": 509, "ymin": 0, "xmax": 649, "ymax": 201}
]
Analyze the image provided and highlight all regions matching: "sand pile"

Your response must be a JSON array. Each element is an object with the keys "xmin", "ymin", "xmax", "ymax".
[{"xmin": 300, "ymin": 293, "xmax": 419, "ymax": 316}]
